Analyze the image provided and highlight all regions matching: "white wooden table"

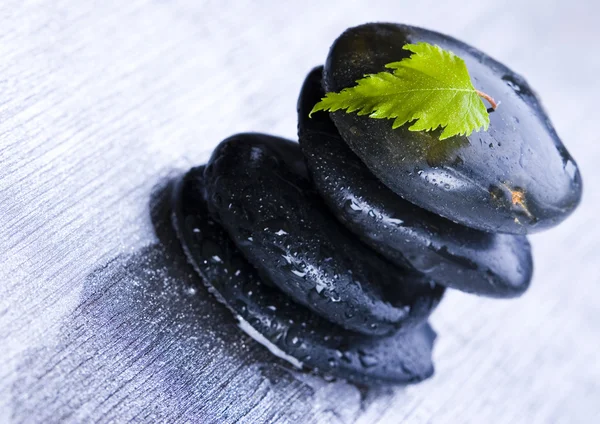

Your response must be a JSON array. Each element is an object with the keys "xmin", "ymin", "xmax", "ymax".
[{"xmin": 1, "ymin": 1, "xmax": 598, "ymax": 422}]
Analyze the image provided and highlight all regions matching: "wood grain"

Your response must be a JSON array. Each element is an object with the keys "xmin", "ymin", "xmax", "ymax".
[{"xmin": 0, "ymin": 0, "xmax": 599, "ymax": 422}]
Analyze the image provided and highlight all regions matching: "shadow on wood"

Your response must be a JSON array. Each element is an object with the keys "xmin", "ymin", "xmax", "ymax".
[{"xmin": 9, "ymin": 175, "xmax": 395, "ymax": 423}]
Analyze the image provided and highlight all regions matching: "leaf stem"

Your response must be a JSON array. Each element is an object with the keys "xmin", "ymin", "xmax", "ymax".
[{"xmin": 476, "ymin": 90, "xmax": 498, "ymax": 110}]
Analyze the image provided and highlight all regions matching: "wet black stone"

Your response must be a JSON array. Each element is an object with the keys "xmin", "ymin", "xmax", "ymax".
[
  {"xmin": 203, "ymin": 133, "xmax": 444, "ymax": 336},
  {"xmin": 299, "ymin": 67, "xmax": 533, "ymax": 297},
  {"xmin": 322, "ymin": 23, "xmax": 583, "ymax": 234},
  {"xmin": 171, "ymin": 166, "xmax": 437, "ymax": 385}
]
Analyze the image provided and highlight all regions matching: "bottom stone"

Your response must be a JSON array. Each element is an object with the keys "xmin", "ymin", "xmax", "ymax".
[{"xmin": 171, "ymin": 166, "xmax": 437, "ymax": 385}]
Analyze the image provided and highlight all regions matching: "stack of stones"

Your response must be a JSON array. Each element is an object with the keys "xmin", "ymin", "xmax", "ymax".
[{"xmin": 171, "ymin": 23, "xmax": 582, "ymax": 384}]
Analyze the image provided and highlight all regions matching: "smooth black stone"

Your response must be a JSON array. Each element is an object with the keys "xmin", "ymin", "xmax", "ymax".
[
  {"xmin": 171, "ymin": 166, "xmax": 437, "ymax": 385},
  {"xmin": 322, "ymin": 23, "xmax": 582, "ymax": 234},
  {"xmin": 299, "ymin": 67, "xmax": 533, "ymax": 297},
  {"xmin": 203, "ymin": 133, "xmax": 444, "ymax": 336}
]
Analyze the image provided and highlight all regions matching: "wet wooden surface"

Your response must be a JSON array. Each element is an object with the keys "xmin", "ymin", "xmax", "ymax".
[{"xmin": 0, "ymin": 1, "xmax": 599, "ymax": 423}]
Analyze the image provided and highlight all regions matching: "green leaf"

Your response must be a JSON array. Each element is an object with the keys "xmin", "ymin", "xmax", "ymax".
[{"xmin": 310, "ymin": 42, "xmax": 492, "ymax": 140}]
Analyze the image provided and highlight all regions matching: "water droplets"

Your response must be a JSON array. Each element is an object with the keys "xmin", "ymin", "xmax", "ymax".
[
  {"xmin": 502, "ymin": 74, "xmax": 524, "ymax": 93},
  {"xmin": 343, "ymin": 197, "xmax": 363, "ymax": 216},
  {"xmin": 315, "ymin": 279, "xmax": 327, "ymax": 293},
  {"xmin": 564, "ymin": 159, "xmax": 577, "ymax": 180},
  {"xmin": 281, "ymin": 254, "xmax": 294, "ymax": 265},
  {"xmin": 284, "ymin": 329, "xmax": 302, "ymax": 348},
  {"xmin": 383, "ymin": 217, "xmax": 404, "ymax": 226},
  {"xmin": 504, "ymin": 77, "xmax": 521, "ymax": 92},
  {"xmin": 502, "ymin": 73, "xmax": 538, "ymax": 108},
  {"xmin": 201, "ymin": 239, "xmax": 224, "ymax": 262},
  {"xmin": 358, "ymin": 351, "xmax": 379, "ymax": 368},
  {"xmin": 340, "ymin": 351, "xmax": 353, "ymax": 364},
  {"xmin": 418, "ymin": 168, "xmax": 468, "ymax": 191},
  {"xmin": 348, "ymin": 200, "xmax": 362, "ymax": 211},
  {"xmin": 234, "ymin": 300, "xmax": 248, "ymax": 314},
  {"xmin": 291, "ymin": 269, "xmax": 307, "ymax": 278}
]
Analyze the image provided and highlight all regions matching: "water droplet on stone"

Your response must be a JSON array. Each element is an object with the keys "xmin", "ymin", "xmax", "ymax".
[
  {"xmin": 358, "ymin": 351, "xmax": 378, "ymax": 368},
  {"xmin": 291, "ymin": 269, "xmax": 307, "ymax": 278},
  {"xmin": 502, "ymin": 74, "xmax": 522, "ymax": 92},
  {"xmin": 564, "ymin": 159, "xmax": 577, "ymax": 180}
]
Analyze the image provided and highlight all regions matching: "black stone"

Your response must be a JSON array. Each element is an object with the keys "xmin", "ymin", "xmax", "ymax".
[
  {"xmin": 203, "ymin": 133, "xmax": 444, "ymax": 336},
  {"xmin": 299, "ymin": 67, "xmax": 533, "ymax": 297},
  {"xmin": 322, "ymin": 23, "xmax": 582, "ymax": 234},
  {"xmin": 171, "ymin": 166, "xmax": 437, "ymax": 385}
]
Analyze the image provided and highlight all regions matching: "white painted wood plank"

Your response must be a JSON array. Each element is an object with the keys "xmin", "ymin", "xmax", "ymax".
[{"xmin": 0, "ymin": 0, "xmax": 598, "ymax": 422}]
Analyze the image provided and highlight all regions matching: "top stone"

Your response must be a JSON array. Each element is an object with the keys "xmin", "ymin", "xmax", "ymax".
[{"xmin": 322, "ymin": 23, "xmax": 582, "ymax": 234}]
